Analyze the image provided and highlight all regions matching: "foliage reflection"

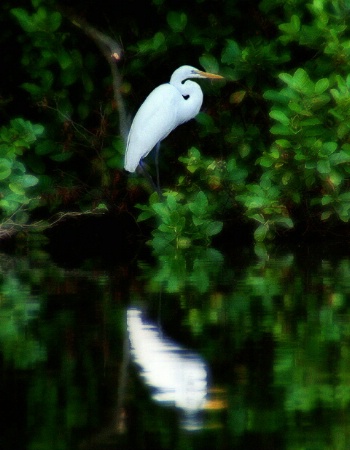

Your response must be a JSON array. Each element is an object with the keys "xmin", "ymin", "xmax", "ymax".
[{"xmin": 1, "ymin": 245, "xmax": 350, "ymax": 448}]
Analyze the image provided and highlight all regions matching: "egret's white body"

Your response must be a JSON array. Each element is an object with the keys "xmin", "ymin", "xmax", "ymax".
[
  {"xmin": 124, "ymin": 65, "xmax": 223, "ymax": 173},
  {"xmin": 127, "ymin": 308, "xmax": 208, "ymax": 430}
]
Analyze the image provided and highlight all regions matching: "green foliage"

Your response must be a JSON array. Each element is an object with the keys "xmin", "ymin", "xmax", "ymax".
[
  {"xmin": 4, "ymin": 245, "xmax": 350, "ymax": 447},
  {"xmin": 0, "ymin": 249, "xmax": 126, "ymax": 448},
  {"xmin": 0, "ymin": 253, "xmax": 49, "ymax": 369},
  {"xmin": 135, "ymin": 0, "xmax": 350, "ymax": 242},
  {"xmin": 137, "ymin": 189, "xmax": 223, "ymax": 250},
  {"xmin": 166, "ymin": 11, "xmax": 187, "ymax": 33},
  {"xmin": 261, "ymin": 68, "xmax": 350, "ymax": 224},
  {"xmin": 142, "ymin": 246, "xmax": 224, "ymax": 293},
  {"xmin": 236, "ymin": 183, "xmax": 293, "ymax": 242},
  {"xmin": 4, "ymin": 0, "xmax": 350, "ymax": 242},
  {"xmin": 7, "ymin": 0, "xmax": 118, "ymax": 223},
  {"xmin": 0, "ymin": 118, "xmax": 42, "ymax": 225},
  {"xmin": 135, "ymin": 239, "xmax": 350, "ymax": 445}
]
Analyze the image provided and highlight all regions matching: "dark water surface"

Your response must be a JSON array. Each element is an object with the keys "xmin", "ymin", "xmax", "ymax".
[{"xmin": 1, "ymin": 237, "xmax": 350, "ymax": 450}]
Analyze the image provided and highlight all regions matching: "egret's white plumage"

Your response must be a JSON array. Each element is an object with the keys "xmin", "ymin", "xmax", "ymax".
[{"xmin": 124, "ymin": 65, "xmax": 223, "ymax": 173}]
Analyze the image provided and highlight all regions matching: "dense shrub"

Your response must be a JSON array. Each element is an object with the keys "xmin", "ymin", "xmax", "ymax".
[{"xmin": 2, "ymin": 0, "xmax": 350, "ymax": 244}]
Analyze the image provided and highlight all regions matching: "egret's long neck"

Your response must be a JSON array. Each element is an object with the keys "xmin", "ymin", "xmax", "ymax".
[{"xmin": 172, "ymin": 79, "xmax": 204, "ymax": 124}]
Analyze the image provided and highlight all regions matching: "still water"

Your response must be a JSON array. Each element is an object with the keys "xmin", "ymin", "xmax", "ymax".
[{"xmin": 1, "ymin": 239, "xmax": 350, "ymax": 449}]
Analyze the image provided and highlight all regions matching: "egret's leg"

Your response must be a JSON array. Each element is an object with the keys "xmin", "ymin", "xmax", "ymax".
[
  {"xmin": 139, "ymin": 160, "xmax": 163, "ymax": 200},
  {"xmin": 155, "ymin": 142, "xmax": 161, "ymax": 194}
]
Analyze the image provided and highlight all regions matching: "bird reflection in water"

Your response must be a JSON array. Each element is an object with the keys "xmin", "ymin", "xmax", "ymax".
[{"xmin": 127, "ymin": 308, "xmax": 208, "ymax": 431}]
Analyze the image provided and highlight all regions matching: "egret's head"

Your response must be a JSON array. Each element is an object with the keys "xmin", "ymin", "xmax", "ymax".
[
  {"xmin": 171, "ymin": 65, "xmax": 223, "ymax": 85},
  {"xmin": 190, "ymin": 67, "xmax": 224, "ymax": 80}
]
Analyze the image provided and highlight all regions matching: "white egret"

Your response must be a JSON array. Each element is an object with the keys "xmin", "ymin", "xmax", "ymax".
[
  {"xmin": 127, "ymin": 308, "xmax": 208, "ymax": 430},
  {"xmin": 124, "ymin": 65, "xmax": 223, "ymax": 187}
]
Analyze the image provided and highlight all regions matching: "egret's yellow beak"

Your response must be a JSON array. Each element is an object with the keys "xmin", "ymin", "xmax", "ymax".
[{"xmin": 196, "ymin": 70, "xmax": 224, "ymax": 79}]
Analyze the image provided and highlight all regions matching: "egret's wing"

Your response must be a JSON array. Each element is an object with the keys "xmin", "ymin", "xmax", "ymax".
[{"xmin": 125, "ymin": 84, "xmax": 181, "ymax": 172}]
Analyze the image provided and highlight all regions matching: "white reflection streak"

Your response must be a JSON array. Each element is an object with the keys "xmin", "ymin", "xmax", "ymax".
[{"xmin": 127, "ymin": 308, "xmax": 208, "ymax": 430}]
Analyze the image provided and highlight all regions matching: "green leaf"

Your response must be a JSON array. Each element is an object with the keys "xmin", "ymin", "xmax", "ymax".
[
  {"xmin": 78, "ymin": 102, "xmax": 90, "ymax": 120},
  {"xmin": 288, "ymin": 101, "xmax": 303, "ymax": 114},
  {"xmin": 152, "ymin": 233, "xmax": 175, "ymax": 251},
  {"xmin": 11, "ymin": 8, "xmax": 35, "ymax": 33},
  {"xmin": 20, "ymin": 174, "xmax": 39, "ymax": 188},
  {"xmin": 167, "ymin": 11, "xmax": 187, "ymax": 32},
  {"xmin": 166, "ymin": 194, "xmax": 178, "ymax": 211},
  {"xmin": 315, "ymin": 78, "xmax": 329, "ymax": 94},
  {"xmin": 36, "ymin": 6, "xmax": 47, "ymax": 21},
  {"xmin": 270, "ymin": 124, "xmax": 291, "ymax": 135},
  {"xmin": 32, "ymin": 124, "xmax": 44, "ymax": 136},
  {"xmin": 21, "ymin": 83, "xmax": 42, "ymax": 97},
  {"xmin": 221, "ymin": 39, "xmax": 241, "ymax": 65},
  {"xmin": 254, "ymin": 242, "xmax": 268, "ymax": 259},
  {"xmin": 264, "ymin": 89, "xmax": 290, "ymax": 103},
  {"xmin": 294, "ymin": 68, "xmax": 313, "ymax": 92},
  {"xmin": 317, "ymin": 160, "xmax": 331, "ymax": 174},
  {"xmin": 188, "ymin": 191, "xmax": 208, "ymax": 216},
  {"xmin": 339, "ymin": 192, "xmax": 350, "ymax": 202},
  {"xmin": 282, "ymin": 171, "xmax": 293, "ymax": 185},
  {"xmin": 188, "ymin": 147, "xmax": 201, "ymax": 159},
  {"xmin": 305, "ymin": 160, "xmax": 316, "ymax": 169},
  {"xmin": 57, "ymin": 50, "xmax": 72, "ymax": 70},
  {"xmin": 199, "ymin": 54, "xmax": 219, "ymax": 74},
  {"xmin": 330, "ymin": 151, "xmax": 350, "ymax": 165},
  {"xmin": 61, "ymin": 67, "xmax": 78, "ymax": 86},
  {"xmin": 254, "ymin": 224, "xmax": 268, "ymax": 242},
  {"xmin": 50, "ymin": 152, "xmax": 73, "ymax": 162},
  {"xmin": 205, "ymin": 221, "xmax": 223, "ymax": 236},
  {"xmin": 299, "ymin": 118, "xmax": 322, "ymax": 126},
  {"xmin": 9, "ymin": 182, "xmax": 25, "ymax": 196},
  {"xmin": 0, "ymin": 199, "xmax": 10, "ymax": 211},
  {"xmin": 321, "ymin": 210, "xmax": 332, "ymax": 220},
  {"xmin": 82, "ymin": 72, "xmax": 94, "ymax": 93},
  {"xmin": 276, "ymin": 217, "xmax": 293, "ymax": 228},
  {"xmin": 39, "ymin": 68, "xmax": 55, "ymax": 91},
  {"xmin": 153, "ymin": 202, "xmax": 170, "ymax": 219},
  {"xmin": 279, "ymin": 72, "xmax": 293, "ymax": 86},
  {"xmin": 137, "ymin": 211, "xmax": 154, "ymax": 222},
  {"xmin": 153, "ymin": 32, "xmax": 166, "ymax": 50},
  {"xmin": 320, "ymin": 142, "xmax": 337, "ymax": 156},
  {"xmin": 158, "ymin": 223, "xmax": 172, "ymax": 232},
  {"xmin": 196, "ymin": 112, "xmax": 219, "ymax": 133},
  {"xmin": 280, "ymin": 68, "xmax": 313, "ymax": 93},
  {"xmin": 278, "ymin": 14, "xmax": 300, "ymax": 35},
  {"xmin": 269, "ymin": 110, "xmax": 290, "ymax": 125},
  {"xmin": 0, "ymin": 168, "xmax": 11, "ymax": 181},
  {"xmin": 329, "ymin": 170, "xmax": 342, "ymax": 186},
  {"xmin": 250, "ymin": 213, "xmax": 265, "ymax": 224},
  {"xmin": 0, "ymin": 159, "xmax": 11, "ymax": 180},
  {"xmin": 276, "ymin": 139, "xmax": 291, "ymax": 148},
  {"xmin": 290, "ymin": 14, "xmax": 301, "ymax": 32},
  {"xmin": 106, "ymin": 155, "xmax": 122, "ymax": 169},
  {"xmin": 50, "ymin": 11, "xmax": 62, "ymax": 32},
  {"xmin": 0, "ymin": 158, "xmax": 12, "ymax": 170},
  {"xmin": 192, "ymin": 216, "xmax": 205, "ymax": 227},
  {"xmin": 259, "ymin": 155, "xmax": 274, "ymax": 168}
]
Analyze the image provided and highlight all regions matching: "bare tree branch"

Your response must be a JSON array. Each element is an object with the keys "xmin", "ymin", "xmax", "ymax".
[{"xmin": 57, "ymin": 7, "xmax": 129, "ymax": 143}]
